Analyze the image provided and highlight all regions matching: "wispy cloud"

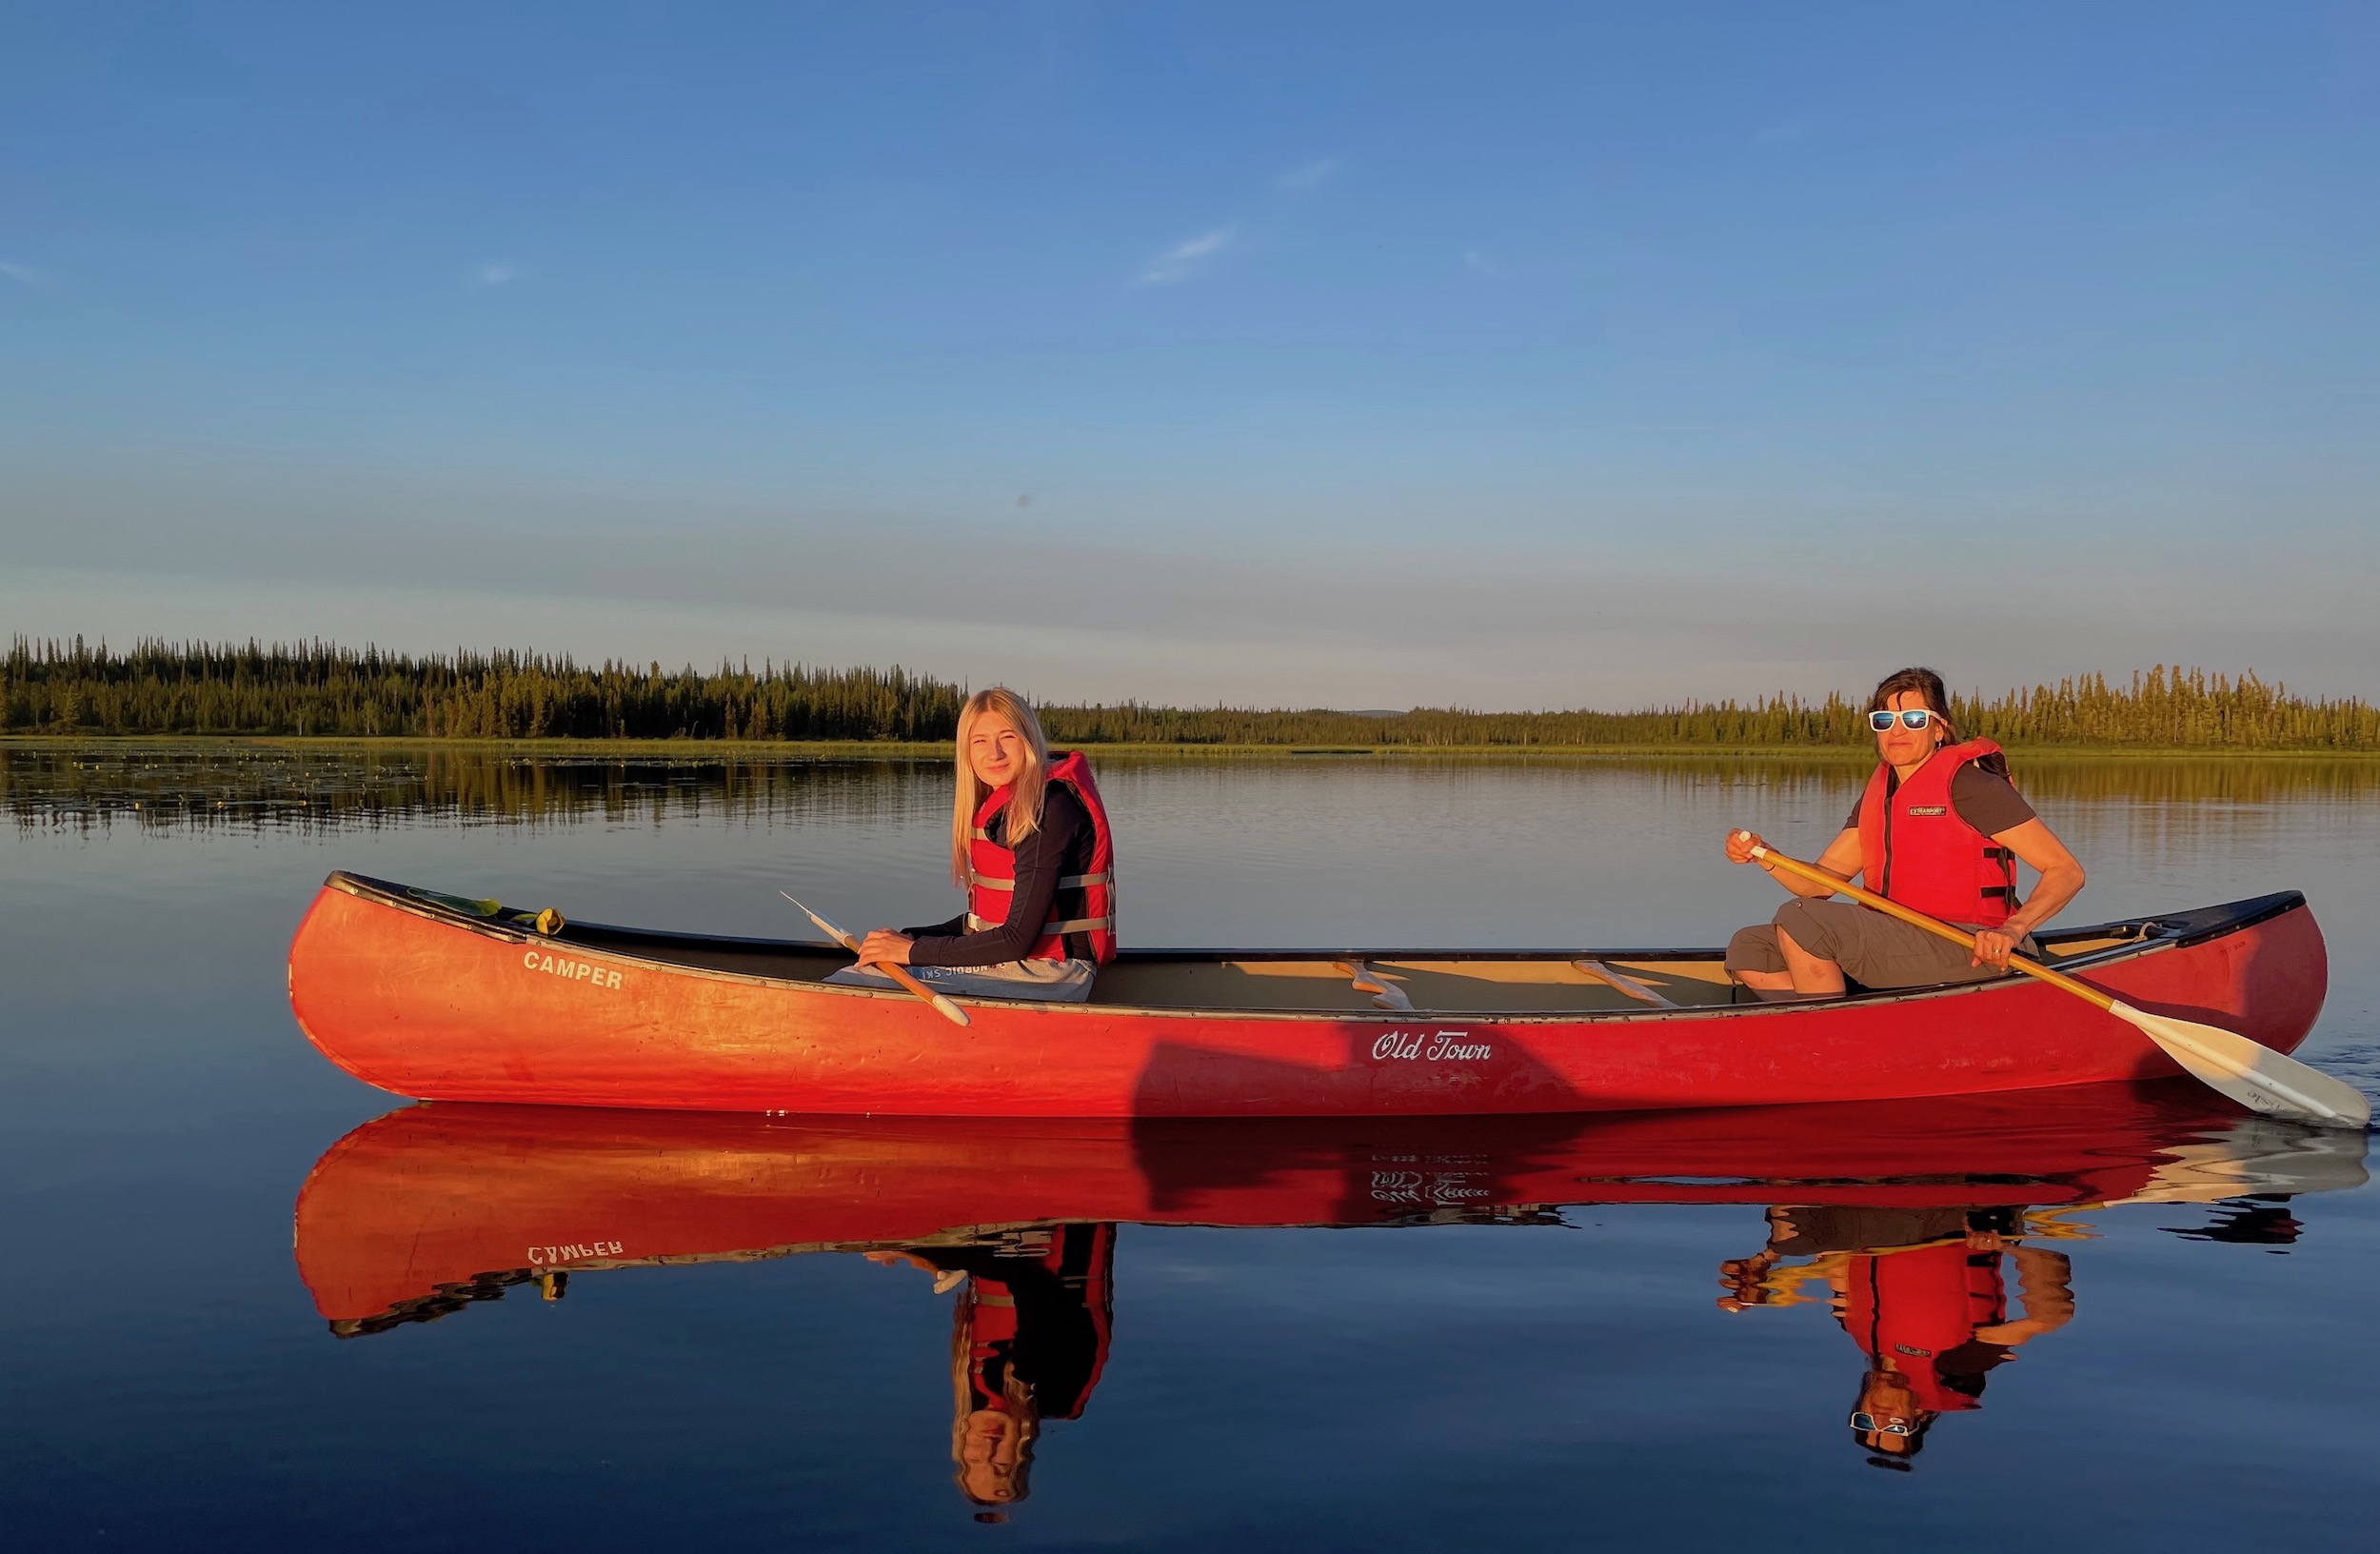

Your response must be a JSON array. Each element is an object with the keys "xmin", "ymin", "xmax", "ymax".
[
  {"xmin": 0, "ymin": 260, "xmax": 47, "ymax": 288},
  {"xmin": 1277, "ymin": 157, "xmax": 1339, "ymax": 193},
  {"xmin": 1127, "ymin": 159, "xmax": 1333, "ymax": 289},
  {"xmin": 1462, "ymin": 248, "xmax": 1503, "ymax": 280},
  {"xmin": 1138, "ymin": 225, "xmax": 1237, "ymax": 286},
  {"xmin": 472, "ymin": 261, "xmax": 520, "ymax": 288}
]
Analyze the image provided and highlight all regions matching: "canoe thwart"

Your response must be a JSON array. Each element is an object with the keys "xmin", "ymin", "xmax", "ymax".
[
  {"xmin": 1334, "ymin": 959, "xmax": 1416, "ymax": 1012},
  {"xmin": 1572, "ymin": 959, "xmax": 1676, "ymax": 1008}
]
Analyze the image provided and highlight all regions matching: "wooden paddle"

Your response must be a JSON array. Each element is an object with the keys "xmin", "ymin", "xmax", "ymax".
[
  {"xmin": 781, "ymin": 892, "xmax": 970, "ymax": 1028},
  {"xmin": 1731, "ymin": 832, "xmax": 2370, "ymax": 1130}
]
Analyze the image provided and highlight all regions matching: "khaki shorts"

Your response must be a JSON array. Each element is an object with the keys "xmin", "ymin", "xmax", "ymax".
[
  {"xmin": 824, "ymin": 957, "xmax": 1097, "ymax": 1003},
  {"xmin": 1724, "ymin": 900, "xmax": 2034, "ymax": 991}
]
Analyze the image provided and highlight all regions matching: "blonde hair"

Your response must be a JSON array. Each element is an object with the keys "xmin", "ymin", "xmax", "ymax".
[
  {"xmin": 950, "ymin": 1286, "xmax": 1040, "ymax": 1505},
  {"xmin": 950, "ymin": 687, "xmax": 1052, "ymax": 887}
]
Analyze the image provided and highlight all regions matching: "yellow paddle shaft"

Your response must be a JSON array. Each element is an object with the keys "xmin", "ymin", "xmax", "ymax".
[
  {"xmin": 781, "ymin": 891, "xmax": 970, "ymax": 1027},
  {"xmin": 1742, "ymin": 837, "xmax": 2115, "ymax": 1011},
  {"xmin": 866, "ymin": 955, "xmax": 967, "ymax": 1013}
]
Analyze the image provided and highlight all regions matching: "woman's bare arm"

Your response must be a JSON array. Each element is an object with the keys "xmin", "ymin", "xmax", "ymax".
[
  {"xmin": 1725, "ymin": 826, "xmax": 1865, "ymax": 899},
  {"xmin": 1972, "ymin": 1245, "xmax": 2074, "ymax": 1345},
  {"xmin": 1971, "ymin": 819, "xmax": 2087, "ymax": 967}
]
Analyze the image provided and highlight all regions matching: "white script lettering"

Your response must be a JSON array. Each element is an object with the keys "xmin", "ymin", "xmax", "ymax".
[
  {"xmin": 1371, "ymin": 1029, "xmax": 1493, "ymax": 1063},
  {"xmin": 1370, "ymin": 1169, "xmax": 1492, "ymax": 1205}
]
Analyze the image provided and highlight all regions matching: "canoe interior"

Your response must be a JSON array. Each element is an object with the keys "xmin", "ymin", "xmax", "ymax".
[{"xmin": 352, "ymin": 870, "xmax": 2208, "ymax": 1018}]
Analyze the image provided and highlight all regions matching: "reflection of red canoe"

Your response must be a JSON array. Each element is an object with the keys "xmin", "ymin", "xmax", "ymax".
[
  {"xmin": 287, "ymin": 871, "xmax": 2328, "ymax": 1117},
  {"xmin": 293, "ymin": 1086, "xmax": 2367, "ymax": 1331}
]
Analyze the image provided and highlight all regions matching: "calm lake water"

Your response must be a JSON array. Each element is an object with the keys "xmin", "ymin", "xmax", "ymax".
[{"xmin": 5, "ymin": 744, "xmax": 2377, "ymax": 1550}]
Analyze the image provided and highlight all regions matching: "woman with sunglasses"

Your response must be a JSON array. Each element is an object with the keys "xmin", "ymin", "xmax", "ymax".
[
  {"xmin": 1722, "ymin": 667, "xmax": 2087, "ymax": 998},
  {"xmin": 1716, "ymin": 1205, "xmax": 2074, "ymax": 1469}
]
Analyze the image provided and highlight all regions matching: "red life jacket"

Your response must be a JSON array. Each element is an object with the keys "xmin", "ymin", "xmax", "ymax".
[
  {"xmin": 1855, "ymin": 739, "xmax": 2020, "ymax": 927},
  {"xmin": 955, "ymin": 1224, "xmax": 1115, "ymax": 1422},
  {"xmin": 1843, "ymin": 1241, "xmax": 2009, "ymax": 1414},
  {"xmin": 961, "ymin": 1279, "xmax": 1022, "ymax": 1413},
  {"xmin": 965, "ymin": 750, "xmax": 1117, "ymax": 965}
]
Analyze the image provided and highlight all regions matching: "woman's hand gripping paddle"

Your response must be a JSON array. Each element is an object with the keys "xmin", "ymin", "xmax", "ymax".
[
  {"xmin": 781, "ymin": 892, "xmax": 970, "ymax": 1028},
  {"xmin": 1730, "ymin": 833, "xmax": 2369, "ymax": 1130}
]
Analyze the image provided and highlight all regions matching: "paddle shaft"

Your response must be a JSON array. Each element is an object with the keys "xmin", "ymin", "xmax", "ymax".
[
  {"xmin": 1739, "ymin": 838, "xmax": 2113, "ymax": 1008},
  {"xmin": 865, "ymin": 958, "xmax": 960, "ymax": 1012},
  {"xmin": 780, "ymin": 892, "xmax": 969, "ymax": 1026}
]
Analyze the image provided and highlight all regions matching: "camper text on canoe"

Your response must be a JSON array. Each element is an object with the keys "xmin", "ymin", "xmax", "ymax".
[{"xmin": 523, "ymin": 948, "xmax": 625, "ymax": 989}]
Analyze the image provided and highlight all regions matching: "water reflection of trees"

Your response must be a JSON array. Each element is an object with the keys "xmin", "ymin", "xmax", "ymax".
[
  {"xmin": 9, "ymin": 743, "xmax": 2372, "ymax": 834},
  {"xmin": 0, "ymin": 744, "xmax": 945, "ymax": 833},
  {"xmin": 1472, "ymin": 753, "xmax": 2380, "ymax": 807}
]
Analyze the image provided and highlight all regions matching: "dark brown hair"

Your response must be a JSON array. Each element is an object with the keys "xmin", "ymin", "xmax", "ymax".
[{"xmin": 1868, "ymin": 667, "xmax": 2010, "ymax": 778}]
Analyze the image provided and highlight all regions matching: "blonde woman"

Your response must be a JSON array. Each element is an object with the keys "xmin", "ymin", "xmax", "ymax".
[
  {"xmin": 865, "ymin": 1224, "xmax": 1115, "ymax": 1512},
  {"xmin": 841, "ymin": 687, "xmax": 1117, "ymax": 1003}
]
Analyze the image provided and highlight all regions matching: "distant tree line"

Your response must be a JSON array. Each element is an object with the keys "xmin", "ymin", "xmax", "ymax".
[
  {"xmin": 3, "ymin": 638, "xmax": 962, "ymax": 741},
  {"xmin": 5, "ymin": 638, "xmax": 2375, "ymax": 751}
]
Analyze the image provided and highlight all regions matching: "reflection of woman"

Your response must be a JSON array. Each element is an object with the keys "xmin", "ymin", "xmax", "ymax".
[
  {"xmin": 841, "ymin": 687, "xmax": 1118, "ymax": 1003},
  {"xmin": 1724, "ymin": 667, "xmax": 2087, "ymax": 998},
  {"xmin": 868, "ymin": 1225, "xmax": 1115, "ymax": 1511},
  {"xmin": 1719, "ymin": 1205, "xmax": 2073, "ymax": 1468}
]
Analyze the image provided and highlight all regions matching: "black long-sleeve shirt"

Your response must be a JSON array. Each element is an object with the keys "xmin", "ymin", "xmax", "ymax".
[
  {"xmin": 904, "ymin": 785, "xmax": 1093, "ymax": 967},
  {"xmin": 911, "ymin": 1229, "xmax": 1110, "ymax": 1421}
]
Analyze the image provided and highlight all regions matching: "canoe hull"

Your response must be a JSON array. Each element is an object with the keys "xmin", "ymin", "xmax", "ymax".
[{"xmin": 286, "ymin": 875, "xmax": 2330, "ymax": 1117}]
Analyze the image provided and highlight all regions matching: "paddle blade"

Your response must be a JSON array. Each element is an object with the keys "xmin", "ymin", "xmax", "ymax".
[
  {"xmin": 2112, "ymin": 1001, "xmax": 2371, "ymax": 1130},
  {"xmin": 2110, "ymin": 1116, "xmax": 2370, "ymax": 1204},
  {"xmin": 925, "ymin": 991, "xmax": 971, "ymax": 1027}
]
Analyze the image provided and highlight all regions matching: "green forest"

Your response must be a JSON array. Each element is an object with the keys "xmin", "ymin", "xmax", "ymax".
[{"xmin": 6, "ymin": 637, "xmax": 2375, "ymax": 751}]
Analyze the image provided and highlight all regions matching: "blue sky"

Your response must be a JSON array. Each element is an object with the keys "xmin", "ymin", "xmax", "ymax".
[{"xmin": 4, "ymin": 3, "xmax": 2374, "ymax": 707}]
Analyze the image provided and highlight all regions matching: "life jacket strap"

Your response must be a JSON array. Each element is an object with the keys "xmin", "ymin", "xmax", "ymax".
[
  {"xmin": 963, "ymin": 869, "xmax": 1113, "ymax": 893},
  {"xmin": 966, "ymin": 912, "xmax": 1117, "ymax": 935}
]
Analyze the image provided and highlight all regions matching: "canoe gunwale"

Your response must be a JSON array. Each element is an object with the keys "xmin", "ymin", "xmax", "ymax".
[{"xmin": 313, "ymin": 869, "xmax": 2307, "ymax": 1028}]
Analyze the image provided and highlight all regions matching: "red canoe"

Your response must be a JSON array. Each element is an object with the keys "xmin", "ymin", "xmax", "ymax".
[
  {"xmin": 287, "ymin": 871, "xmax": 2329, "ymax": 1117},
  {"xmin": 294, "ymin": 1086, "xmax": 2369, "ymax": 1332}
]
